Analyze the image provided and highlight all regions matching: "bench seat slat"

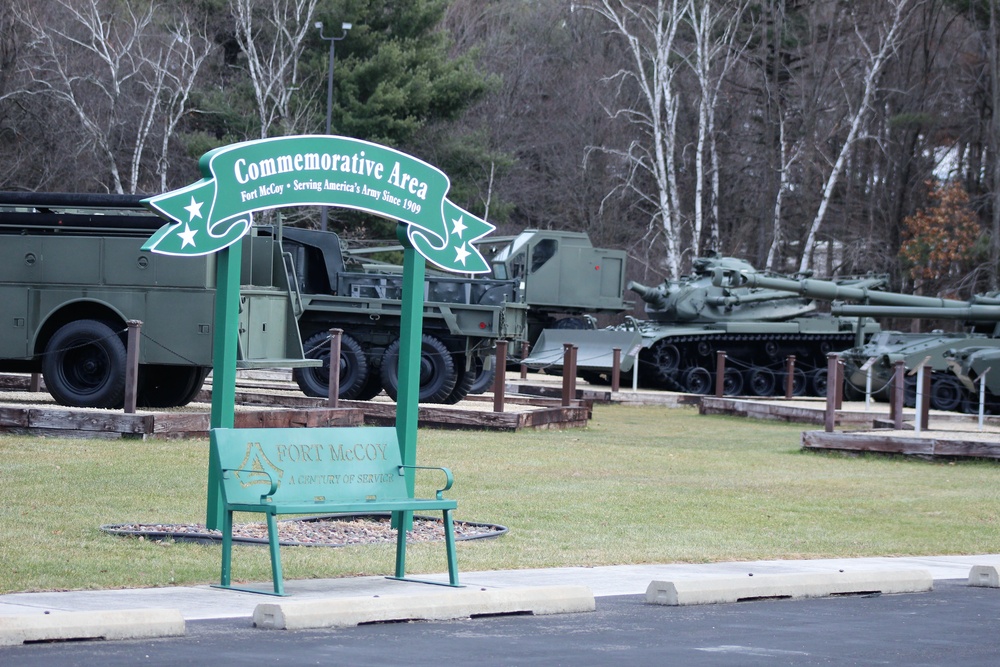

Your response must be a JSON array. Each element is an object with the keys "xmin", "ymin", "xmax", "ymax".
[{"xmin": 227, "ymin": 499, "xmax": 457, "ymax": 514}]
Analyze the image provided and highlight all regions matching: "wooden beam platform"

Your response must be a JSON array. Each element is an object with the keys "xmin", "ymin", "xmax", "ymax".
[
  {"xmin": 802, "ymin": 429, "xmax": 1000, "ymax": 460},
  {"xmin": 505, "ymin": 376, "xmax": 700, "ymax": 407},
  {"xmin": 0, "ymin": 372, "xmax": 591, "ymax": 437},
  {"xmin": 0, "ymin": 402, "xmax": 363, "ymax": 439}
]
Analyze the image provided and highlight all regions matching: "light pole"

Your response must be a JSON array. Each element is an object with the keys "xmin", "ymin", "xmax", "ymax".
[{"xmin": 316, "ymin": 20, "xmax": 351, "ymax": 231}]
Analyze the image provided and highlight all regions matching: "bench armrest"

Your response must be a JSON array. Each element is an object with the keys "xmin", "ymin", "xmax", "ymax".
[
  {"xmin": 222, "ymin": 468, "xmax": 279, "ymax": 502},
  {"xmin": 398, "ymin": 465, "xmax": 454, "ymax": 500}
]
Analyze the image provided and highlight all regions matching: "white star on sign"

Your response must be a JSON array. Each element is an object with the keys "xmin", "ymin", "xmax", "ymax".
[
  {"xmin": 451, "ymin": 215, "xmax": 467, "ymax": 238},
  {"xmin": 184, "ymin": 196, "xmax": 204, "ymax": 221},
  {"xmin": 454, "ymin": 242, "xmax": 470, "ymax": 266},
  {"xmin": 178, "ymin": 223, "xmax": 197, "ymax": 248}
]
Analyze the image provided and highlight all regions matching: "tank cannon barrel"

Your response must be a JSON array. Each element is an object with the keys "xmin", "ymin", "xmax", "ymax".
[
  {"xmin": 832, "ymin": 304, "xmax": 1000, "ymax": 321},
  {"xmin": 627, "ymin": 281, "xmax": 667, "ymax": 309},
  {"xmin": 718, "ymin": 271, "xmax": 989, "ymax": 308}
]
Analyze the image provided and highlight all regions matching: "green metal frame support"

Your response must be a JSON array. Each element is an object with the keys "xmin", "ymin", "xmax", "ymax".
[
  {"xmin": 206, "ymin": 241, "xmax": 243, "ymax": 531},
  {"xmin": 392, "ymin": 223, "xmax": 425, "ymax": 564}
]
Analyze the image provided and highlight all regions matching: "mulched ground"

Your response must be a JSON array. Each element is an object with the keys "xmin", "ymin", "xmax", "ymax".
[{"xmin": 105, "ymin": 514, "xmax": 506, "ymax": 546}]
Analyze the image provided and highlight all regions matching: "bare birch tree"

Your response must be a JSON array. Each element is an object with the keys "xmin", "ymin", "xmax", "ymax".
[
  {"xmin": 764, "ymin": 111, "xmax": 805, "ymax": 271},
  {"xmin": 11, "ymin": 0, "xmax": 212, "ymax": 194},
  {"xmin": 797, "ymin": 0, "xmax": 915, "ymax": 272},
  {"xmin": 583, "ymin": 0, "xmax": 687, "ymax": 279},
  {"xmin": 684, "ymin": 0, "xmax": 752, "ymax": 255},
  {"xmin": 152, "ymin": 12, "xmax": 214, "ymax": 192},
  {"xmin": 231, "ymin": 0, "xmax": 319, "ymax": 138},
  {"xmin": 13, "ymin": 0, "xmax": 159, "ymax": 193},
  {"xmin": 989, "ymin": 1, "xmax": 1000, "ymax": 289}
]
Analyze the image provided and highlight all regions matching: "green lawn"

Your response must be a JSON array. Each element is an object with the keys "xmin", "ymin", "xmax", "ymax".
[{"xmin": 2, "ymin": 404, "xmax": 998, "ymax": 593}]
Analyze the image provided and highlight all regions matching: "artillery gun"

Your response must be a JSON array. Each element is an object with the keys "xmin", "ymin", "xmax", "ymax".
[
  {"xmin": 730, "ymin": 270, "xmax": 1000, "ymax": 411},
  {"xmin": 591, "ymin": 256, "xmax": 885, "ymax": 396}
]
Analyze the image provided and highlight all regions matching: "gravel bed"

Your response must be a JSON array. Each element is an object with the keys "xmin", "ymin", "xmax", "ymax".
[{"xmin": 104, "ymin": 514, "xmax": 506, "ymax": 546}]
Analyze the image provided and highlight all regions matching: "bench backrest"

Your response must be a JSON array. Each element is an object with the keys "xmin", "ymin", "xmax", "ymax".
[{"xmin": 210, "ymin": 426, "xmax": 408, "ymax": 505}]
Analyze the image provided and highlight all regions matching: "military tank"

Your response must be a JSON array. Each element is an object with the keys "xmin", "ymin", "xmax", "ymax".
[
  {"xmin": 828, "ymin": 302, "xmax": 1000, "ymax": 412},
  {"xmin": 728, "ymin": 271, "xmax": 1000, "ymax": 411},
  {"xmin": 618, "ymin": 256, "xmax": 885, "ymax": 396},
  {"xmin": 944, "ymin": 344, "xmax": 1000, "ymax": 413}
]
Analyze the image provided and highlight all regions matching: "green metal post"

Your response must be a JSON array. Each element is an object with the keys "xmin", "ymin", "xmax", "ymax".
[
  {"xmin": 206, "ymin": 241, "xmax": 243, "ymax": 530},
  {"xmin": 393, "ymin": 224, "xmax": 425, "ymax": 546}
]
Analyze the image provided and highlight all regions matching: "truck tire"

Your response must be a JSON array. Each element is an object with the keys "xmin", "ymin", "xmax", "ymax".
[
  {"xmin": 443, "ymin": 354, "xmax": 476, "ymax": 404},
  {"xmin": 469, "ymin": 356, "xmax": 495, "ymax": 394},
  {"xmin": 380, "ymin": 335, "xmax": 457, "ymax": 403},
  {"xmin": 352, "ymin": 372, "xmax": 384, "ymax": 401},
  {"xmin": 138, "ymin": 365, "xmax": 208, "ymax": 408},
  {"xmin": 42, "ymin": 319, "xmax": 127, "ymax": 409},
  {"xmin": 293, "ymin": 331, "xmax": 370, "ymax": 400}
]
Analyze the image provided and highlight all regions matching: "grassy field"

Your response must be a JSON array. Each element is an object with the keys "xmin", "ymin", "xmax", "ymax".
[{"xmin": 2, "ymin": 404, "xmax": 999, "ymax": 594}]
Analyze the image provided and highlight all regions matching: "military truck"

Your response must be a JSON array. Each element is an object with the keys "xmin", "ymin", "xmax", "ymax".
[
  {"xmin": 0, "ymin": 192, "xmax": 310, "ymax": 409},
  {"xmin": 486, "ymin": 229, "xmax": 630, "ymax": 342},
  {"xmin": 255, "ymin": 226, "xmax": 527, "ymax": 404},
  {"xmin": 269, "ymin": 227, "xmax": 629, "ymax": 404}
]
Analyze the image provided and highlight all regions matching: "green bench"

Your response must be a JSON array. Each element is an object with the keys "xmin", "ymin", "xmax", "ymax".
[{"xmin": 209, "ymin": 426, "xmax": 459, "ymax": 596}]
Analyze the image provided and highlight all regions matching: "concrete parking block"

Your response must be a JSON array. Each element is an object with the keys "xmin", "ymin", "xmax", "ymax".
[
  {"xmin": 0, "ymin": 608, "xmax": 185, "ymax": 646},
  {"xmin": 645, "ymin": 569, "xmax": 933, "ymax": 606},
  {"xmin": 968, "ymin": 564, "xmax": 1000, "ymax": 587},
  {"xmin": 253, "ymin": 585, "xmax": 595, "ymax": 630}
]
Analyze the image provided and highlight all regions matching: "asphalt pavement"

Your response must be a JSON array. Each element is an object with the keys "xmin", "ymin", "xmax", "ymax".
[{"xmin": 2, "ymin": 555, "xmax": 1000, "ymax": 666}]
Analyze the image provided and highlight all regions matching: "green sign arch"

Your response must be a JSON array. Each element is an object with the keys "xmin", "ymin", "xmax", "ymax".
[{"xmin": 141, "ymin": 135, "xmax": 493, "ymax": 274}]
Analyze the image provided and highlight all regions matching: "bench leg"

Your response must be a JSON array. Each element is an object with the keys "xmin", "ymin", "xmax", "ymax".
[
  {"xmin": 442, "ymin": 509, "xmax": 459, "ymax": 587},
  {"xmin": 393, "ymin": 509, "xmax": 409, "ymax": 580},
  {"xmin": 220, "ymin": 510, "xmax": 234, "ymax": 587},
  {"xmin": 265, "ymin": 512, "xmax": 285, "ymax": 596}
]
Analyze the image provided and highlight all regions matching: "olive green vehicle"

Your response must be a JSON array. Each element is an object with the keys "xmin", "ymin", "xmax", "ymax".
[
  {"xmin": 525, "ymin": 255, "xmax": 883, "ymax": 396},
  {"xmin": 0, "ymin": 192, "xmax": 309, "ymax": 409},
  {"xmin": 272, "ymin": 228, "xmax": 629, "ymax": 404},
  {"xmin": 733, "ymin": 271, "xmax": 1000, "ymax": 412}
]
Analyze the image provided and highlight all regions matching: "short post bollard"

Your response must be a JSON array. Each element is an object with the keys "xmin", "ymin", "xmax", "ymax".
[
  {"xmin": 835, "ymin": 359, "xmax": 844, "ymax": 409},
  {"xmin": 892, "ymin": 360, "xmax": 906, "ymax": 429},
  {"xmin": 561, "ymin": 343, "xmax": 574, "ymax": 407},
  {"xmin": 785, "ymin": 355, "xmax": 796, "ymax": 399},
  {"xmin": 520, "ymin": 341, "xmax": 530, "ymax": 380},
  {"xmin": 29, "ymin": 373, "xmax": 41, "ymax": 392},
  {"xmin": 715, "ymin": 351, "xmax": 726, "ymax": 398},
  {"xmin": 919, "ymin": 366, "xmax": 932, "ymax": 431},
  {"xmin": 493, "ymin": 340, "xmax": 507, "ymax": 412},
  {"xmin": 824, "ymin": 353, "xmax": 838, "ymax": 432},
  {"xmin": 568, "ymin": 345, "xmax": 579, "ymax": 405},
  {"xmin": 327, "ymin": 328, "xmax": 343, "ymax": 408},
  {"xmin": 124, "ymin": 320, "xmax": 142, "ymax": 414},
  {"xmin": 611, "ymin": 347, "xmax": 621, "ymax": 392}
]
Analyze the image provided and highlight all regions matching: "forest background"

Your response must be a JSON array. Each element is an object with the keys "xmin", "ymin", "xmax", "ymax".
[{"xmin": 1, "ymin": 0, "xmax": 999, "ymax": 314}]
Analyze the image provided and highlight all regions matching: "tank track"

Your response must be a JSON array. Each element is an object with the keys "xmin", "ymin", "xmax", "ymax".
[{"xmin": 636, "ymin": 332, "xmax": 858, "ymax": 397}]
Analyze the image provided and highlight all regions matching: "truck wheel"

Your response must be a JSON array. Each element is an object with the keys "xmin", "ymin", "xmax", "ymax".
[
  {"xmin": 138, "ymin": 365, "xmax": 208, "ymax": 408},
  {"xmin": 293, "ymin": 331, "xmax": 370, "ymax": 400},
  {"xmin": 352, "ymin": 372, "xmax": 384, "ymax": 401},
  {"xmin": 42, "ymin": 319, "xmax": 127, "ymax": 408},
  {"xmin": 443, "ymin": 354, "xmax": 476, "ymax": 404},
  {"xmin": 380, "ymin": 335, "xmax": 457, "ymax": 403},
  {"xmin": 469, "ymin": 356, "xmax": 495, "ymax": 394}
]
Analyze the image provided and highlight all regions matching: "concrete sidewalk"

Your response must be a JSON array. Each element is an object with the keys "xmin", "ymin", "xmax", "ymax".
[{"xmin": 1, "ymin": 554, "xmax": 997, "ymax": 622}]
